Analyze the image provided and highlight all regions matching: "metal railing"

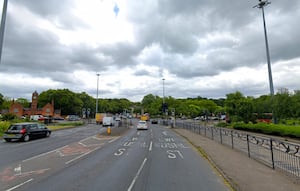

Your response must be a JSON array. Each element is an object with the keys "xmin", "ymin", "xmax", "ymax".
[{"xmin": 176, "ymin": 121, "xmax": 300, "ymax": 178}]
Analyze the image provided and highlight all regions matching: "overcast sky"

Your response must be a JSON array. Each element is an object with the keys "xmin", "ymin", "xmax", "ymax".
[{"xmin": 0, "ymin": 0, "xmax": 299, "ymax": 102}]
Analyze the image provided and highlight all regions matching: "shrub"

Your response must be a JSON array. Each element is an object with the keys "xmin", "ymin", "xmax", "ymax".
[
  {"xmin": 2, "ymin": 113, "xmax": 18, "ymax": 121},
  {"xmin": 232, "ymin": 122, "xmax": 300, "ymax": 138},
  {"xmin": 0, "ymin": 121, "xmax": 11, "ymax": 136}
]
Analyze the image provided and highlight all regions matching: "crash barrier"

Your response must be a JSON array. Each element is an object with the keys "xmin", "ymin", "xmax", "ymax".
[{"xmin": 176, "ymin": 121, "xmax": 300, "ymax": 179}]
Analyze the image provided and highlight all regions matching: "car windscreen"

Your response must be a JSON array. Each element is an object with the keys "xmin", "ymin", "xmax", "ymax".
[{"xmin": 8, "ymin": 125, "xmax": 24, "ymax": 130}]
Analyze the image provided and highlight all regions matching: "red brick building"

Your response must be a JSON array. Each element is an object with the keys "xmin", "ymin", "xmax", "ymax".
[{"xmin": 9, "ymin": 91, "xmax": 60, "ymax": 117}]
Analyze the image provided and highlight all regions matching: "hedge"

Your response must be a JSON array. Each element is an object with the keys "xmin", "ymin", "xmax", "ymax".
[{"xmin": 232, "ymin": 122, "xmax": 300, "ymax": 138}]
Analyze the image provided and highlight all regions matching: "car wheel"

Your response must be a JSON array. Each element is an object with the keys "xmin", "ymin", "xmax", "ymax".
[
  {"xmin": 4, "ymin": 138, "xmax": 11, "ymax": 142},
  {"xmin": 46, "ymin": 131, "xmax": 50, "ymax": 137},
  {"xmin": 23, "ymin": 134, "xmax": 30, "ymax": 142}
]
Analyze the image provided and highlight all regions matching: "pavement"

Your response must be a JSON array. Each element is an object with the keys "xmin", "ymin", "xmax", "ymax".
[{"xmin": 173, "ymin": 128, "xmax": 300, "ymax": 191}]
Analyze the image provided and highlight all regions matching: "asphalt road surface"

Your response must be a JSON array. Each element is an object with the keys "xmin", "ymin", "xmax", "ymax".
[{"xmin": 0, "ymin": 123, "xmax": 231, "ymax": 191}]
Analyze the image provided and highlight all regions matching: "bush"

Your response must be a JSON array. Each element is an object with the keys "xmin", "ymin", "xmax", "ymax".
[
  {"xmin": 232, "ymin": 122, "xmax": 300, "ymax": 138},
  {"xmin": 2, "ymin": 113, "xmax": 17, "ymax": 121},
  {"xmin": 216, "ymin": 122, "xmax": 231, "ymax": 128},
  {"xmin": 0, "ymin": 121, "xmax": 11, "ymax": 136}
]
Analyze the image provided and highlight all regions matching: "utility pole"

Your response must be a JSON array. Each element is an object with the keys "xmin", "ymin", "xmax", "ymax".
[
  {"xmin": 0, "ymin": 0, "xmax": 8, "ymax": 64},
  {"xmin": 254, "ymin": 0, "xmax": 276, "ymax": 123},
  {"xmin": 96, "ymin": 73, "xmax": 100, "ymax": 113}
]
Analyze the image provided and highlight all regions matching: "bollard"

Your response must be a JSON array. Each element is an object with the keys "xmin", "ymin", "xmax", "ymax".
[{"xmin": 107, "ymin": 127, "xmax": 111, "ymax": 135}]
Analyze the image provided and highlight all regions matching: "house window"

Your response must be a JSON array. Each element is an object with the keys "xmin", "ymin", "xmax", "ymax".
[
  {"xmin": 14, "ymin": 108, "xmax": 19, "ymax": 113},
  {"xmin": 46, "ymin": 108, "xmax": 50, "ymax": 113}
]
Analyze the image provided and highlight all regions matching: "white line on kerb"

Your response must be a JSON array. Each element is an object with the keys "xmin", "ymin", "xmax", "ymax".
[
  {"xmin": 127, "ymin": 158, "xmax": 147, "ymax": 191},
  {"xmin": 149, "ymin": 141, "xmax": 153, "ymax": 152},
  {"xmin": 6, "ymin": 178, "xmax": 33, "ymax": 191}
]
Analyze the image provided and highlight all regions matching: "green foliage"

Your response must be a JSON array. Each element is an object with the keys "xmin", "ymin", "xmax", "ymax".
[
  {"xmin": 2, "ymin": 113, "xmax": 18, "ymax": 121},
  {"xmin": 225, "ymin": 91, "xmax": 254, "ymax": 123},
  {"xmin": 232, "ymin": 122, "xmax": 300, "ymax": 138},
  {"xmin": 216, "ymin": 122, "xmax": 231, "ymax": 128},
  {"xmin": 0, "ymin": 93, "xmax": 3, "ymax": 109},
  {"xmin": 0, "ymin": 121, "xmax": 10, "ymax": 136},
  {"xmin": 16, "ymin": 98, "xmax": 30, "ymax": 108},
  {"xmin": 39, "ymin": 89, "xmax": 84, "ymax": 116}
]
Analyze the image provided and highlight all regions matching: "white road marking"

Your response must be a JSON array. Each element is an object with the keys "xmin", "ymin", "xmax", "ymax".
[
  {"xmin": 14, "ymin": 164, "xmax": 21, "ymax": 175},
  {"xmin": 162, "ymin": 131, "xmax": 168, "ymax": 136},
  {"xmin": 108, "ymin": 138, "xmax": 117, "ymax": 143},
  {"xmin": 22, "ymin": 145, "xmax": 68, "ymax": 162},
  {"xmin": 149, "ymin": 141, "xmax": 153, "ymax": 152},
  {"xmin": 127, "ymin": 158, "xmax": 147, "ymax": 191},
  {"xmin": 114, "ymin": 148, "xmax": 126, "ymax": 156},
  {"xmin": 65, "ymin": 146, "xmax": 100, "ymax": 165},
  {"xmin": 6, "ymin": 178, "xmax": 33, "ymax": 191}
]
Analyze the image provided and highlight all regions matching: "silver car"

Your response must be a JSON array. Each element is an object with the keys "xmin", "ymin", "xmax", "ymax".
[{"xmin": 136, "ymin": 120, "xmax": 148, "ymax": 130}]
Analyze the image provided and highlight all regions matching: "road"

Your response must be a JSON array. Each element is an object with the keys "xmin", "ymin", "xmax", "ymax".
[{"xmin": 0, "ymin": 122, "xmax": 231, "ymax": 191}]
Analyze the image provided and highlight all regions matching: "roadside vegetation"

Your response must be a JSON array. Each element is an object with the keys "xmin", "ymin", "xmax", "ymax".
[
  {"xmin": 215, "ymin": 122, "xmax": 300, "ymax": 139},
  {"xmin": 0, "ymin": 114, "xmax": 84, "ymax": 137},
  {"xmin": 1, "ymin": 89, "xmax": 300, "ymax": 138}
]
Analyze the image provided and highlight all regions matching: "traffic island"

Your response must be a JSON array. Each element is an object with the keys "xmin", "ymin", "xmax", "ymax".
[{"xmin": 99, "ymin": 126, "xmax": 130, "ymax": 137}]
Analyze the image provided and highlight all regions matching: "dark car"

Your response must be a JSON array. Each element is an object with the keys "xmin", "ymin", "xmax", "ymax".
[
  {"xmin": 151, "ymin": 119, "xmax": 158, "ymax": 124},
  {"xmin": 3, "ymin": 122, "xmax": 51, "ymax": 142}
]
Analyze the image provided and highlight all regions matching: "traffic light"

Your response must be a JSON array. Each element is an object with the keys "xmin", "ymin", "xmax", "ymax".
[{"xmin": 162, "ymin": 103, "xmax": 168, "ymax": 113}]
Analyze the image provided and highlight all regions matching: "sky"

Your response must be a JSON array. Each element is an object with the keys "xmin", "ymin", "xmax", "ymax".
[{"xmin": 0, "ymin": 0, "xmax": 299, "ymax": 102}]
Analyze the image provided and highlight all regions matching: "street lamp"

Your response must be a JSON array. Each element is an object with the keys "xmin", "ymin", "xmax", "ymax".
[
  {"xmin": 162, "ymin": 78, "xmax": 165, "ymax": 105},
  {"xmin": 253, "ymin": 0, "xmax": 274, "ymax": 96},
  {"xmin": 0, "ymin": 0, "xmax": 8, "ymax": 64},
  {"xmin": 254, "ymin": 0, "xmax": 276, "ymax": 123},
  {"xmin": 96, "ymin": 73, "xmax": 100, "ymax": 114}
]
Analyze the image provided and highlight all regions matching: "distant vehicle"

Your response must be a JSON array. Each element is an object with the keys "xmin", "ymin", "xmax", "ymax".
[
  {"xmin": 30, "ymin": 115, "xmax": 44, "ymax": 121},
  {"xmin": 115, "ymin": 117, "xmax": 121, "ymax": 121},
  {"xmin": 66, "ymin": 115, "xmax": 80, "ymax": 121},
  {"xmin": 53, "ymin": 116, "xmax": 64, "ymax": 120},
  {"xmin": 140, "ymin": 114, "xmax": 150, "ymax": 121},
  {"xmin": 253, "ymin": 113, "xmax": 272, "ymax": 123},
  {"xmin": 151, "ymin": 119, "xmax": 158, "ymax": 124},
  {"xmin": 137, "ymin": 120, "xmax": 148, "ymax": 130},
  {"xmin": 103, "ymin": 116, "xmax": 114, "ymax": 126},
  {"xmin": 3, "ymin": 122, "xmax": 51, "ymax": 142},
  {"xmin": 95, "ymin": 113, "xmax": 106, "ymax": 124}
]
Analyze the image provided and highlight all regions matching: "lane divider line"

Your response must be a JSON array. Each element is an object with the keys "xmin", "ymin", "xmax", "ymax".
[
  {"xmin": 127, "ymin": 158, "xmax": 147, "ymax": 191},
  {"xmin": 149, "ymin": 141, "xmax": 153, "ymax": 152},
  {"xmin": 6, "ymin": 178, "xmax": 33, "ymax": 191}
]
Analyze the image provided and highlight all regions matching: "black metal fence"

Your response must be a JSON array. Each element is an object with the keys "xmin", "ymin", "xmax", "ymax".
[{"xmin": 176, "ymin": 121, "xmax": 300, "ymax": 178}]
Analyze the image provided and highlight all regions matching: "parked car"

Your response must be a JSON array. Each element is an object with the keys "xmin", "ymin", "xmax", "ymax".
[
  {"xmin": 30, "ymin": 115, "xmax": 44, "ymax": 121},
  {"xmin": 66, "ymin": 115, "xmax": 80, "ymax": 121},
  {"xmin": 3, "ymin": 122, "xmax": 51, "ymax": 142},
  {"xmin": 137, "ymin": 120, "xmax": 148, "ymax": 130}
]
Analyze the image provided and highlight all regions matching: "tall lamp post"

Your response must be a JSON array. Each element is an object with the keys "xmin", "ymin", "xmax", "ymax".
[
  {"xmin": 0, "ymin": 0, "xmax": 8, "ymax": 64},
  {"xmin": 254, "ymin": 0, "xmax": 276, "ymax": 123},
  {"xmin": 96, "ymin": 73, "xmax": 100, "ymax": 114},
  {"xmin": 162, "ymin": 78, "xmax": 165, "ymax": 106}
]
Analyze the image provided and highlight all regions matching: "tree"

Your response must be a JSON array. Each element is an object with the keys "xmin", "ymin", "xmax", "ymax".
[
  {"xmin": 0, "ymin": 93, "xmax": 4, "ymax": 109},
  {"xmin": 225, "ymin": 91, "xmax": 253, "ymax": 123},
  {"xmin": 38, "ymin": 89, "xmax": 83, "ymax": 115},
  {"xmin": 16, "ymin": 98, "xmax": 30, "ymax": 108}
]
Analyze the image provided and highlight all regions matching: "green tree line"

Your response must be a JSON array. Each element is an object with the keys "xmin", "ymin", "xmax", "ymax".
[{"xmin": 1, "ymin": 89, "xmax": 300, "ymax": 123}]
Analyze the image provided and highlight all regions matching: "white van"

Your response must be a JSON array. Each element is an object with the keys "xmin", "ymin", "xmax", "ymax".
[
  {"xmin": 30, "ymin": 115, "xmax": 44, "ymax": 121},
  {"xmin": 103, "ymin": 117, "xmax": 114, "ymax": 126}
]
